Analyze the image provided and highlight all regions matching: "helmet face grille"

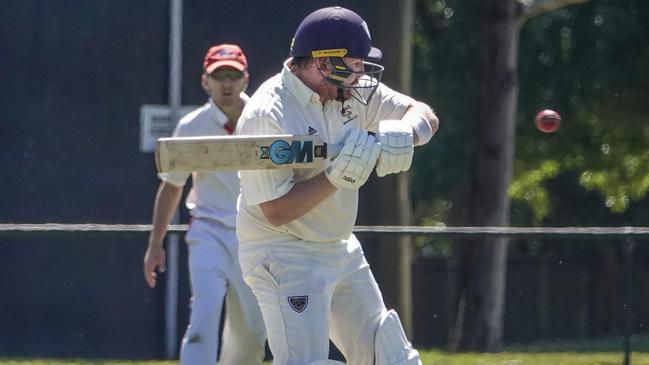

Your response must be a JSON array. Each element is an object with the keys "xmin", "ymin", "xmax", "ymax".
[
  {"xmin": 349, "ymin": 62, "xmax": 383, "ymax": 105},
  {"xmin": 321, "ymin": 59, "xmax": 384, "ymax": 105},
  {"xmin": 353, "ymin": 73, "xmax": 382, "ymax": 105}
]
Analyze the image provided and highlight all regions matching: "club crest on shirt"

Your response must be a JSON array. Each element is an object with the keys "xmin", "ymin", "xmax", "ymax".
[
  {"xmin": 288, "ymin": 295, "xmax": 308, "ymax": 313},
  {"xmin": 341, "ymin": 104, "xmax": 359, "ymax": 125},
  {"xmin": 341, "ymin": 104, "xmax": 353, "ymax": 118}
]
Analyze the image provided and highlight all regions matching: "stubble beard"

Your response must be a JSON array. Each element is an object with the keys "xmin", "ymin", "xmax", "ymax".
[{"xmin": 318, "ymin": 79, "xmax": 352, "ymax": 102}]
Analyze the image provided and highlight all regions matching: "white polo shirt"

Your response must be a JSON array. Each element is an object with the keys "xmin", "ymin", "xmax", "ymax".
[
  {"xmin": 159, "ymin": 98, "xmax": 240, "ymax": 228},
  {"xmin": 236, "ymin": 59, "xmax": 415, "ymax": 243}
]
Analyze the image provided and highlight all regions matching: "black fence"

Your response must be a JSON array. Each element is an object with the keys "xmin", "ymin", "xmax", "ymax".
[{"xmin": 0, "ymin": 224, "xmax": 646, "ymax": 363}]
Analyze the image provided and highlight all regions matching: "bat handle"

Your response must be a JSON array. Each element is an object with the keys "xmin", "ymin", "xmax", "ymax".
[
  {"xmin": 326, "ymin": 143, "xmax": 343, "ymax": 159},
  {"xmin": 325, "ymin": 131, "xmax": 374, "ymax": 160}
]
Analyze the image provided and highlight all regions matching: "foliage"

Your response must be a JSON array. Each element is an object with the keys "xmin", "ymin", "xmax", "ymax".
[
  {"xmin": 509, "ymin": 160, "xmax": 561, "ymax": 221},
  {"xmin": 516, "ymin": 0, "xmax": 649, "ymax": 221},
  {"xmin": 412, "ymin": 0, "xmax": 649, "ymax": 226},
  {"xmin": 411, "ymin": 0, "xmax": 479, "ymax": 224}
]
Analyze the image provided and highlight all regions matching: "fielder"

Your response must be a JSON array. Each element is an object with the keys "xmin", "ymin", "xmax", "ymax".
[
  {"xmin": 236, "ymin": 7, "xmax": 438, "ymax": 365},
  {"xmin": 143, "ymin": 44, "xmax": 266, "ymax": 365}
]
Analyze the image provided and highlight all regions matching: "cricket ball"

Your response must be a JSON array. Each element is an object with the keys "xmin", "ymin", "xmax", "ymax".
[{"xmin": 535, "ymin": 109, "xmax": 561, "ymax": 133}]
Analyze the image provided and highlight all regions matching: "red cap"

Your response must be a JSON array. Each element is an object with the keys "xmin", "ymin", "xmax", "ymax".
[{"xmin": 203, "ymin": 44, "xmax": 248, "ymax": 74}]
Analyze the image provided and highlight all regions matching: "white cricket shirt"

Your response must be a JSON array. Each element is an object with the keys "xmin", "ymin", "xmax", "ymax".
[
  {"xmin": 236, "ymin": 59, "xmax": 415, "ymax": 243},
  {"xmin": 159, "ymin": 98, "xmax": 240, "ymax": 228}
]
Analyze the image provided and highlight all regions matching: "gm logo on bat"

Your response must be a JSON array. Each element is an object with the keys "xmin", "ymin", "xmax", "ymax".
[{"xmin": 260, "ymin": 140, "xmax": 324, "ymax": 165}]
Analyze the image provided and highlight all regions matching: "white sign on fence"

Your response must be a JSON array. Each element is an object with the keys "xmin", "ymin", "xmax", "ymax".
[{"xmin": 139, "ymin": 104, "xmax": 197, "ymax": 153}]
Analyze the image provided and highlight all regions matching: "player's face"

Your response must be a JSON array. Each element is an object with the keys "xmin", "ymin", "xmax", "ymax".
[
  {"xmin": 340, "ymin": 57, "xmax": 364, "ymax": 85},
  {"xmin": 203, "ymin": 67, "xmax": 248, "ymax": 107},
  {"xmin": 318, "ymin": 57, "xmax": 365, "ymax": 101}
]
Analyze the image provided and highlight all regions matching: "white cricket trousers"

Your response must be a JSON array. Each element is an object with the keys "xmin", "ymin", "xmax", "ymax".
[
  {"xmin": 180, "ymin": 218, "xmax": 266, "ymax": 365},
  {"xmin": 239, "ymin": 234, "xmax": 386, "ymax": 365}
]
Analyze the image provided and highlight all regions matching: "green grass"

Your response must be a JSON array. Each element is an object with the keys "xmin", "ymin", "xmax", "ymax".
[
  {"xmin": 419, "ymin": 350, "xmax": 640, "ymax": 364},
  {"xmin": 418, "ymin": 335, "xmax": 649, "ymax": 365},
  {"xmin": 2, "ymin": 336, "xmax": 649, "ymax": 365},
  {"xmin": 0, "ymin": 351, "xmax": 647, "ymax": 365}
]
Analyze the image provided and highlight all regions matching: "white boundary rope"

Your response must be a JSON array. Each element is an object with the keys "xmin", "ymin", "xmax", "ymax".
[{"xmin": 1, "ymin": 224, "xmax": 649, "ymax": 236}]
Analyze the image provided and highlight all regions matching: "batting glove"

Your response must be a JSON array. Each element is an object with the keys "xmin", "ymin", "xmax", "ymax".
[
  {"xmin": 375, "ymin": 119, "xmax": 414, "ymax": 177},
  {"xmin": 326, "ymin": 129, "xmax": 381, "ymax": 190}
]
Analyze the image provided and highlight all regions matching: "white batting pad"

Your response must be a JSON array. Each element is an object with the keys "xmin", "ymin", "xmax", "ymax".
[{"xmin": 375, "ymin": 310, "xmax": 421, "ymax": 365}]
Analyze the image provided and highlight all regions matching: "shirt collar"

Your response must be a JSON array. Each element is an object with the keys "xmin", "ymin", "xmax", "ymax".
[
  {"xmin": 281, "ymin": 58, "xmax": 321, "ymax": 108},
  {"xmin": 207, "ymin": 97, "xmax": 229, "ymax": 127}
]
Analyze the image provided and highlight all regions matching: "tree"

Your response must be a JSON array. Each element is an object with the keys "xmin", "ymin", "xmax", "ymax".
[
  {"xmin": 510, "ymin": 0, "xmax": 649, "ymax": 341},
  {"xmin": 452, "ymin": 0, "xmax": 590, "ymax": 352},
  {"xmin": 412, "ymin": 0, "xmax": 589, "ymax": 351}
]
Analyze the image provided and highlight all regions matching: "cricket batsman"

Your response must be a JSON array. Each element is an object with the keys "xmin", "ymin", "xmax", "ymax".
[{"xmin": 235, "ymin": 6, "xmax": 439, "ymax": 365}]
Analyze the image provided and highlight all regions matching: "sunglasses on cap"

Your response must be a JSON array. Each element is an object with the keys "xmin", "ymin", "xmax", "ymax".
[{"xmin": 209, "ymin": 69, "xmax": 245, "ymax": 81}]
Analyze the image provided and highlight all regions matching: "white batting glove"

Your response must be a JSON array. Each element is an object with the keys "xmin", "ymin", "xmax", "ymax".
[
  {"xmin": 375, "ymin": 119, "xmax": 414, "ymax": 177},
  {"xmin": 326, "ymin": 130, "xmax": 381, "ymax": 190}
]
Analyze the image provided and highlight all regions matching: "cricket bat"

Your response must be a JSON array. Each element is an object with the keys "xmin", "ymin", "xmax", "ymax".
[{"xmin": 155, "ymin": 135, "xmax": 342, "ymax": 172}]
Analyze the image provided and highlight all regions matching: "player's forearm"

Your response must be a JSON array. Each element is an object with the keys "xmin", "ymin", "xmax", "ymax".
[
  {"xmin": 149, "ymin": 182, "xmax": 183, "ymax": 247},
  {"xmin": 259, "ymin": 173, "xmax": 336, "ymax": 226},
  {"xmin": 403, "ymin": 101, "xmax": 438, "ymax": 146}
]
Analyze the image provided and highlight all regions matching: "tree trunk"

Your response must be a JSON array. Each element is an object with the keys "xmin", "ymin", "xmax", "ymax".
[
  {"xmin": 448, "ymin": 0, "xmax": 521, "ymax": 352},
  {"xmin": 359, "ymin": 0, "xmax": 415, "ymax": 337},
  {"xmin": 445, "ymin": 0, "xmax": 589, "ymax": 352}
]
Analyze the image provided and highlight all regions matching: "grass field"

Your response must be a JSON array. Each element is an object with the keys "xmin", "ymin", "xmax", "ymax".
[{"xmin": 2, "ymin": 335, "xmax": 648, "ymax": 365}]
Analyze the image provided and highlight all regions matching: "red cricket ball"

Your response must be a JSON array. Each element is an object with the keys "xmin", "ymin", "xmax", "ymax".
[{"xmin": 535, "ymin": 109, "xmax": 561, "ymax": 133}]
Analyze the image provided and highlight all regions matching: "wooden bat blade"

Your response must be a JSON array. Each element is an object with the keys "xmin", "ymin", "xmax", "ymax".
[{"xmin": 156, "ymin": 135, "xmax": 340, "ymax": 172}]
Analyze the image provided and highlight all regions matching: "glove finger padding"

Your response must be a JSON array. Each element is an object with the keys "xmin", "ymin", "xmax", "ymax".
[
  {"xmin": 364, "ymin": 137, "xmax": 381, "ymax": 176},
  {"xmin": 326, "ymin": 130, "xmax": 380, "ymax": 190},
  {"xmin": 376, "ymin": 119, "xmax": 414, "ymax": 177}
]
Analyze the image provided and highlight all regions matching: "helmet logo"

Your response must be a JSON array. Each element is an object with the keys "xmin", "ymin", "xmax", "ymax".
[
  {"xmin": 361, "ymin": 20, "xmax": 371, "ymax": 40},
  {"xmin": 311, "ymin": 49, "xmax": 348, "ymax": 58}
]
